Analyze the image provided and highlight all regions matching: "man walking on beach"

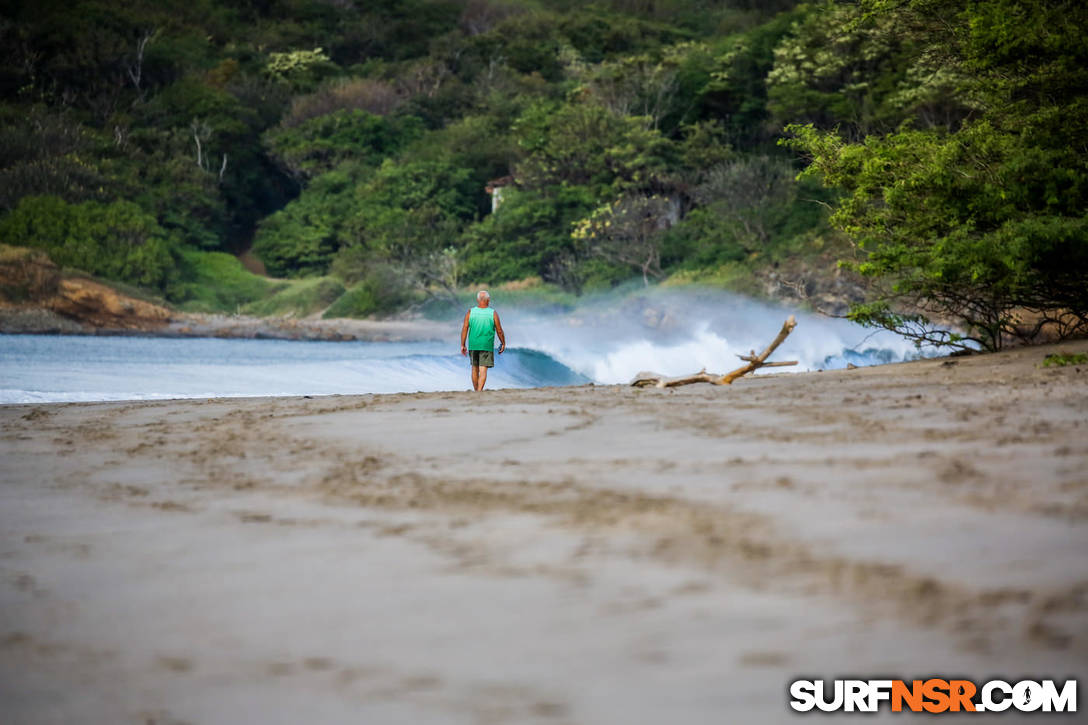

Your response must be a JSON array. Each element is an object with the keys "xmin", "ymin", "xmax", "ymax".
[{"xmin": 460, "ymin": 290, "xmax": 506, "ymax": 391}]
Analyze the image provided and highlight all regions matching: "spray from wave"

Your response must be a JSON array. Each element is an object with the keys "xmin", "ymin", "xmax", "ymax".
[{"xmin": 499, "ymin": 286, "xmax": 926, "ymax": 384}]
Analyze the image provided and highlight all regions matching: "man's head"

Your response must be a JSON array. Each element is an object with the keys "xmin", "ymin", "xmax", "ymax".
[{"xmin": 476, "ymin": 290, "xmax": 490, "ymax": 307}]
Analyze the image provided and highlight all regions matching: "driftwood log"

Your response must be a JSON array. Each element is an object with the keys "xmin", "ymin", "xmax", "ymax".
[{"xmin": 631, "ymin": 315, "xmax": 798, "ymax": 388}]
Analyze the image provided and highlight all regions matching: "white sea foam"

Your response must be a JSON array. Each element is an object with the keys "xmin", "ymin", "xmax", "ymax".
[
  {"xmin": 501, "ymin": 288, "xmax": 926, "ymax": 384},
  {"xmin": 0, "ymin": 389, "xmax": 283, "ymax": 404}
]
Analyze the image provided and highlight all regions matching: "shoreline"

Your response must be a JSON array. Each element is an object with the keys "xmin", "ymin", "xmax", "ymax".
[
  {"xmin": 0, "ymin": 339, "xmax": 1082, "ymax": 407},
  {"xmin": 2, "ymin": 340, "xmax": 1086, "ymax": 723},
  {"xmin": 0, "ymin": 306, "xmax": 450, "ymax": 343}
]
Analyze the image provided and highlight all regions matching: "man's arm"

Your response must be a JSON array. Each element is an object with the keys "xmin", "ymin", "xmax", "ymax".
[
  {"xmin": 494, "ymin": 312, "xmax": 506, "ymax": 354},
  {"xmin": 460, "ymin": 310, "xmax": 470, "ymax": 355}
]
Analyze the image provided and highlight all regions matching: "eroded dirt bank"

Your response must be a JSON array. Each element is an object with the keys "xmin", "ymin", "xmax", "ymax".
[{"xmin": 0, "ymin": 245, "xmax": 446, "ymax": 342}]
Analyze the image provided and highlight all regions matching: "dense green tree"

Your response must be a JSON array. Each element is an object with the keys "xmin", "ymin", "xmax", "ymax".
[
  {"xmin": 459, "ymin": 185, "xmax": 598, "ymax": 287},
  {"xmin": 400, "ymin": 113, "xmax": 519, "ymax": 204},
  {"xmin": 692, "ymin": 155, "xmax": 796, "ymax": 250},
  {"xmin": 700, "ymin": 7, "xmax": 805, "ymax": 146},
  {"xmin": 265, "ymin": 110, "xmax": 424, "ymax": 180},
  {"xmin": 338, "ymin": 159, "xmax": 477, "ymax": 263},
  {"xmin": 765, "ymin": 1, "xmax": 971, "ymax": 137},
  {"xmin": 576, "ymin": 42, "xmax": 715, "ymax": 134},
  {"xmin": 0, "ymin": 105, "xmax": 105, "ymax": 210},
  {"xmin": 514, "ymin": 100, "xmax": 677, "ymax": 195},
  {"xmin": 786, "ymin": 0, "xmax": 1088, "ymax": 350},
  {"xmin": 250, "ymin": 167, "xmax": 362, "ymax": 277}
]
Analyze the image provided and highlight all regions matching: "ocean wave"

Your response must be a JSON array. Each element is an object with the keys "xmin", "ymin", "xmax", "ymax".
[
  {"xmin": 0, "ymin": 340, "xmax": 589, "ymax": 404},
  {"xmin": 515, "ymin": 323, "xmax": 923, "ymax": 385},
  {"xmin": 1, "ymin": 289, "xmax": 932, "ymax": 404}
]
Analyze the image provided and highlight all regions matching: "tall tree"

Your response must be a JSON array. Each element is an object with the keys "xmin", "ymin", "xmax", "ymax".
[{"xmin": 785, "ymin": 0, "xmax": 1088, "ymax": 350}]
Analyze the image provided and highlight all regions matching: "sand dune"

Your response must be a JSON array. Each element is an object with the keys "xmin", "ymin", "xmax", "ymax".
[{"xmin": 1, "ymin": 341, "xmax": 1086, "ymax": 723}]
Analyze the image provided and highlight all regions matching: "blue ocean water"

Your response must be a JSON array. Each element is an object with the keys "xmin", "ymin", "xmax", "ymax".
[
  {"xmin": 0, "ymin": 333, "xmax": 915, "ymax": 405},
  {"xmin": 0, "ymin": 335, "xmax": 589, "ymax": 404},
  {"xmin": 0, "ymin": 292, "xmax": 931, "ymax": 404}
]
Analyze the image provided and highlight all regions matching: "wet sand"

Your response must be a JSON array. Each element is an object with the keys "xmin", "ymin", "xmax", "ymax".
[{"xmin": 1, "ymin": 341, "xmax": 1086, "ymax": 724}]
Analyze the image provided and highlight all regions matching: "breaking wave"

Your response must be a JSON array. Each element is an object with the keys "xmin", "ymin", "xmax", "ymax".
[{"xmin": 1, "ymin": 288, "xmax": 932, "ymax": 404}]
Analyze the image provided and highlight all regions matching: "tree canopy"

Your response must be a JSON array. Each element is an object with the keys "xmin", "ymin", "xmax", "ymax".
[
  {"xmin": 785, "ymin": 0, "xmax": 1088, "ymax": 349},
  {"xmin": 1, "ymin": 0, "xmax": 1084, "ymax": 339}
]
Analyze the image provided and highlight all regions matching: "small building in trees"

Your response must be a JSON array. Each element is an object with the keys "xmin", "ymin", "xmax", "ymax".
[{"xmin": 485, "ymin": 176, "xmax": 514, "ymax": 213}]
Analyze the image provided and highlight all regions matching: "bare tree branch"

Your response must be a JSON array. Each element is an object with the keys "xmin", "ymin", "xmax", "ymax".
[
  {"xmin": 631, "ymin": 316, "xmax": 798, "ymax": 388},
  {"xmin": 127, "ymin": 29, "xmax": 155, "ymax": 92}
]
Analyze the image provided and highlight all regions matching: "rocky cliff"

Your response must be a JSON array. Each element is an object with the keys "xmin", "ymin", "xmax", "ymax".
[{"xmin": 0, "ymin": 246, "xmax": 173, "ymax": 334}]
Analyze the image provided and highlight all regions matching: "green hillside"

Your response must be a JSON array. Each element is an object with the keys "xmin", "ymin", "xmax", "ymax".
[{"xmin": 1, "ymin": 1, "xmax": 1085, "ymax": 349}]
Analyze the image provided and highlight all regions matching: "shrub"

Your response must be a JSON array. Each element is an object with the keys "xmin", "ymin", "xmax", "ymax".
[
  {"xmin": 0, "ymin": 195, "xmax": 175, "ymax": 290},
  {"xmin": 1042, "ymin": 352, "xmax": 1087, "ymax": 368},
  {"xmin": 323, "ymin": 264, "xmax": 413, "ymax": 318},
  {"xmin": 242, "ymin": 276, "xmax": 346, "ymax": 317},
  {"xmin": 168, "ymin": 248, "xmax": 280, "ymax": 312}
]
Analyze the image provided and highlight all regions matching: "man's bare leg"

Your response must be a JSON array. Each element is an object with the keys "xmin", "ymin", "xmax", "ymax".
[
  {"xmin": 471, "ymin": 365, "xmax": 480, "ymax": 391},
  {"xmin": 478, "ymin": 366, "xmax": 488, "ymax": 391}
]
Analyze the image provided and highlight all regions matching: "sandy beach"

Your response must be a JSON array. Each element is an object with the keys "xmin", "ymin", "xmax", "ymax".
[{"xmin": 2, "ymin": 341, "xmax": 1086, "ymax": 724}]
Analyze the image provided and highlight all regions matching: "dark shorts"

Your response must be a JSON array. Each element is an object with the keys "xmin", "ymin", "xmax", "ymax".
[{"xmin": 469, "ymin": 349, "xmax": 494, "ymax": 368}]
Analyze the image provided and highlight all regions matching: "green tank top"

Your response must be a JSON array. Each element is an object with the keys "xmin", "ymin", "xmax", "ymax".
[{"xmin": 467, "ymin": 306, "xmax": 495, "ymax": 350}]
